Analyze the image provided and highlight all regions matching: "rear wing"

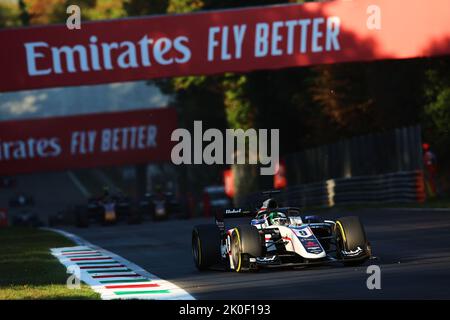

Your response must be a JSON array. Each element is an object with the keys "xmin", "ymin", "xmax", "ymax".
[
  {"xmin": 215, "ymin": 208, "xmax": 255, "ymax": 233},
  {"xmin": 222, "ymin": 208, "xmax": 255, "ymax": 219}
]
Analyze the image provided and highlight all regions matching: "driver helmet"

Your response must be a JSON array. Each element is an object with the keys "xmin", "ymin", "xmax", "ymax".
[{"xmin": 268, "ymin": 211, "xmax": 288, "ymax": 226}]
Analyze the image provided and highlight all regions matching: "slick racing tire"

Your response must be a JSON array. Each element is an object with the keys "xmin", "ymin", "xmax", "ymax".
[
  {"xmin": 335, "ymin": 216, "xmax": 371, "ymax": 266},
  {"xmin": 230, "ymin": 225, "xmax": 262, "ymax": 272},
  {"xmin": 192, "ymin": 224, "xmax": 221, "ymax": 270}
]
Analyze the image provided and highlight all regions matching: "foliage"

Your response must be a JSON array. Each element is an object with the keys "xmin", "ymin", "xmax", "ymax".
[
  {"xmin": 423, "ymin": 57, "xmax": 450, "ymax": 162},
  {"xmin": 1, "ymin": 0, "xmax": 126, "ymax": 26},
  {"xmin": 123, "ymin": 0, "xmax": 168, "ymax": 16},
  {"xmin": 167, "ymin": 0, "xmax": 203, "ymax": 14},
  {"xmin": 0, "ymin": 1, "xmax": 21, "ymax": 27},
  {"xmin": 311, "ymin": 59, "xmax": 427, "ymax": 141},
  {"xmin": 426, "ymin": 88, "xmax": 450, "ymax": 134},
  {"xmin": 222, "ymin": 74, "xmax": 254, "ymax": 130}
]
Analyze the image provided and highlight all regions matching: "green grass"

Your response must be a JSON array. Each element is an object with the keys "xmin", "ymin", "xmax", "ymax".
[{"xmin": 0, "ymin": 227, "xmax": 100, "ymax": 300}]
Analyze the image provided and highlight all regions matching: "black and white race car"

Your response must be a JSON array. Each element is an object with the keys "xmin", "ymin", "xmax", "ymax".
[{"xmin": 192, "ymin": 197, "xmax": 372, "ymax": 272}]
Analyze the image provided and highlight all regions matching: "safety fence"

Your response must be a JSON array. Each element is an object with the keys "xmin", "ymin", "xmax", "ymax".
[
  {"xmin": 285, "ymin": 125, "xmax": 423, "ymax": 185},
  {"xmin": 237, "ymin": 170, "xmax": 426, "ymax": 209}
]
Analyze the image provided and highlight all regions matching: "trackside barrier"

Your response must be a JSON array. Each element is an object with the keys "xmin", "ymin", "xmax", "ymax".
[
  {"xmin": 285, "ymin": 125, "xmax": 423, "ymax": 185},
  {"xmin": 415, "ymin": 171, "xmax": 426, "ymax": 203},
  {"xmin": 237, "ymin": 170, "xmax": 426, "ymax": 208}
]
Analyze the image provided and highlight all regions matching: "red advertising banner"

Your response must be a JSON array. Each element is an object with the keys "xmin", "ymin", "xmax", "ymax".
[
  {"xmin": 0, "ymin": 0, "xmax": 449, "ymax": 92},
  {"xmin": 0, "ymin": 108, "xmax": 177, "ymax": 175}
]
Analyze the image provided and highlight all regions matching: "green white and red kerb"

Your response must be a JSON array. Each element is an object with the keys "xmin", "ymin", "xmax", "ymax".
[{"xmin": 51, "ymin": 246, "xmax": 193, "ymax": 299}]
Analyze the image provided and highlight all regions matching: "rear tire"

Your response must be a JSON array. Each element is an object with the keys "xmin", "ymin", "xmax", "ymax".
[
  {"xmin": 335, "ymin": 216, "xmax": 371, "ymax": 266},
  {"xmin": 230, "ymin": 225, "xmax": 262, "ymax": 272},
  {"xmin": 192, "ymin": 224, "xmax": 221, "ymax": 270}
]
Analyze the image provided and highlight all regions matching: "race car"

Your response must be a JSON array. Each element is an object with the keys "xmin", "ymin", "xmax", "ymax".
[
  {"xmin": 192, "ymin": 197, "xmax": 372, "ymax": 272},
  {"xmin": 138, "ymin": 192, "xmax": 171, "ymax": 221},
  {"xmin": 12, "ymin": 209, "xmax": 43, "ymax": 227},
  {"xmin": 9, "ymin": 192, "xmax": 34, "ymax": 208},
  {"xmin": 76, "ymin": 190, "xmax": 139, "ymax": 227}
]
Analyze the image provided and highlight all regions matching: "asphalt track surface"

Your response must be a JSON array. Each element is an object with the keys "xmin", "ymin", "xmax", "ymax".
[
  {"xmin": 60, "ymin": 207, "xmax": 450, "ymax": 299},
  {"xmin": 0, "ymin": 172, "xmax": 85, "ymax": 222}
]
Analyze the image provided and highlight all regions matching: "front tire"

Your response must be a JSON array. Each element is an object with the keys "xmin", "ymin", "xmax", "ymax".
[
  {"xmin": 335, "ymin": 216, "xmax": 371, "ymax": 266},
  {"xmin": 230, "ymin": 225, "xmax": 262, "ymax": 272},
  {"xmin": 192, "ymin": 224, "xmax": 221, "ymax": 270}
]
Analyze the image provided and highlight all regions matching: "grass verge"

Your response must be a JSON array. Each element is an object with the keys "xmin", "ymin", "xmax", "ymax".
[{"xmin": 0, "ymin": 227, "xmax": 100, "ymax": 299}]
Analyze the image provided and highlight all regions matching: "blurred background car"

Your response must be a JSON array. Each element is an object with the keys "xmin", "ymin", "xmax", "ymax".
[
  {"xmin": 139, "ymin": 191, "xmax": 170, "ymax": 221},
  {"xmin": 76, "ymin": 188, "xmax": 138, "ymax": 227},
  {"xmin": 11, "ymin": 209, "xmax": 43, "ymax": 227},
  {"xmin": 1, "ymin": 176, "xmax": 15, "ymax": 189},
  {"xmin": 8, "ymin": 193, "xmax": 34, "ymax": 208}
]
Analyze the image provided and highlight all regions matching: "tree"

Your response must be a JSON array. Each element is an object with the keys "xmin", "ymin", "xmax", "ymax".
[
  {"xmin": 0, "ymin": 1, "xmax": 22, "ymax": 27},
  {"xmin": 17, "ymin": 0, "xmax": 125, "ymax": 26},
  {"xmin": 123, "ymin": 0, "xmax": 168, "ymax": 16},
  {"xmin": 423, "ymin": 57, "xmax": 450, "ymax": 161},
  {"xmin": 18, "ymin": 0, "xmax": 30, "ymax": 25}
]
